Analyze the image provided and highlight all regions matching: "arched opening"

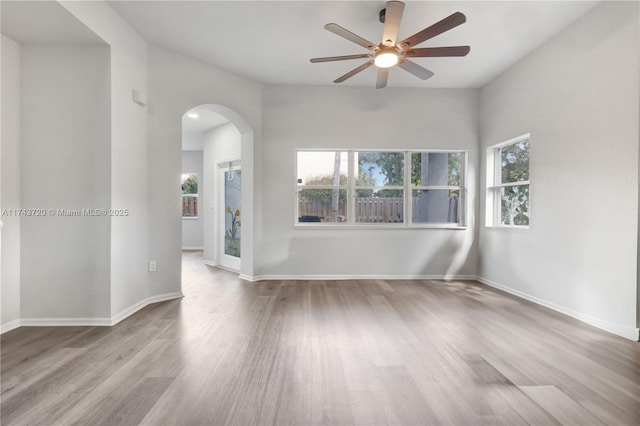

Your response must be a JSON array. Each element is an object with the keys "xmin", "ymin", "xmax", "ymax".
[{"xmin": 181, "ymin": 104, "xmax": 254, "ymax": 279}]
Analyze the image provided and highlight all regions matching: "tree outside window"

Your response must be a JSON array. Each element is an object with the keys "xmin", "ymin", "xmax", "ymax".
[
  {"xmin": 181, "ymin": 173, "xmax": 198, "ymax": 218},
  {"xmin": 486, "ymin": 135, "xmax": 530, "ymax": 227}
]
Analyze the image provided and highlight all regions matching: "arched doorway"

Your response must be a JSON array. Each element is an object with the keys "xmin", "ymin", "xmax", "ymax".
[{"xmin": 181, "ymin": 104, "xmax": 254, "ymax": 279}]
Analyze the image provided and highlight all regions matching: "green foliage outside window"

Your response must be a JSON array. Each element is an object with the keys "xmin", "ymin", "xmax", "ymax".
[
  {"xmin": 182, "ymin": 175, "xmax": 198, "ymax": 194},
  {"xmin": 298, "ymin": 174, "xmax": 347, "ymax": 203},
  {"xmin": 501, "ymin": 139, "xmax": 529, "ymax": 183},
  {"xmin": 500, "ymin": 139, "xmax": 529, "ymax": 226}
]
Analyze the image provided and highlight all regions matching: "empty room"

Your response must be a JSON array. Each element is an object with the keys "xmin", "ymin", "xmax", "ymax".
[{"xmin": 1, "ymin": 1, "xmax": 639, "ymax": 425}]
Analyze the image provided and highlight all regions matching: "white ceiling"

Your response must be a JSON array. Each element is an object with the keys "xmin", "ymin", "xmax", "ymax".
[
  {"xmin": 1, "ymin": 0, "xmax": 601, "ymax": 147},
  {"xmin": 1, "ymin": 1, "xmax": 105, "ymax": 45},
  {"xmin": 108, "ymin": 0, "xmax": 600, "ymax": 89},
  {"xmin": 182, "ymin": 108, "xmax": 230, "ymax": 151}
]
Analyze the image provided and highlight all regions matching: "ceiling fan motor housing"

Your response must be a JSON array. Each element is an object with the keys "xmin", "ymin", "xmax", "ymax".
[{"xmin": 379, "ymin": 8, "xmax": 387, "ymax": 24}]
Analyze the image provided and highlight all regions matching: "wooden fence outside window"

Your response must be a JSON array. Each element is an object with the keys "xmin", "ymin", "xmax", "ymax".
[{"xmin": 182, "ymin": 195, "xmax": 198, "ymax": 217}]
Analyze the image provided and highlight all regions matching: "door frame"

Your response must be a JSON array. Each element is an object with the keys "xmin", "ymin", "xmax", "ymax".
[{"xmin": 217, "ymin": 159, "xmax": 241, "ymax": 272}]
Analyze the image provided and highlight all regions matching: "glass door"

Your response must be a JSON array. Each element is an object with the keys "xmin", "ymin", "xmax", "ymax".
[{"xmin": 220, "ymin": 162, "xmax": 241, "ymax": 271}]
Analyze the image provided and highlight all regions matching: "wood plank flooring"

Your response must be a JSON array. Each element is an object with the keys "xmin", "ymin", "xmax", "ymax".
[{"xmin": 2, "ymin": 250, "xmax": 639, "ymax": 425}]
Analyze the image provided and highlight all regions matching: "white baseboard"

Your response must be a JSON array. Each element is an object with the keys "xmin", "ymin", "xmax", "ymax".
[
  {"xmin": 6, "ymin": 275, "xmax": 636, "ymax": 342},
  {"xmin": 220, "ymin": 270, "xmax": 477, "ymax": 282},
  {"xmin": 215, "ymin": 264, "xmax": 240, "ymax": 274},
  {"xmin": 251, "ymin": 274, "xmax": 477, "ymax": 282},
  {"xmin": 0, "ymin": 319, "xmax": 22, "ymax": 334},
  {"xmin": 477, "ymin": 276, "xmax": 640, "ymax": 342},
  {"xmin": 202, "ymin": 260, "xmax": 245, "ymax": 277},
  {"xmin": 248, "ymin": 273, "xmax": 639, "ymax": 341},
  {"xmin": 1, "ymin": 292, "xmax": 184, "ymax": 334},
  {"xmin": 111, "ymin": 291, "xmax": 184, "ymax": 326},
  {"xmin": 182, "ymin": 247, "xmax": 203, "ymax": 251},
  {"xmin": 20, "ymin": 317, "xmax": 112, "ymax": 327}
]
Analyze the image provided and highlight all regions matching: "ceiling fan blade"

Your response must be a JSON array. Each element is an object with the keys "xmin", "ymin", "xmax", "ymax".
[
  {"xmin": 376, "ymin": 68, "xmax": 389, "ymax": 89},
  {"xmin": 382, "ymin": 1, "xmax": 405, "ymax": 46},
  {"xmin": 398, "ymin": 59, "xmax": 434, "ymax": 80},
  {"xmin": 310, "ymin": 54, "xmax": 373, "ymax": 63},
  {"xmin": 334, "ymin": 61, "xmax": 374, "ymax": 83},
  {"xmin": 398, "ymin": 12, "xmax": 466, "ymax": 48},
  {"xmin": 406, "ymin": 46, "xmax": 470, "ymax": 58},
  {"xmin": 325, "ymin": 23, "xmax": 378, "ymax": 51}
]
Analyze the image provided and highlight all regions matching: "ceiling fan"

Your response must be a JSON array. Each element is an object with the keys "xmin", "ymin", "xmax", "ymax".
[{"xmin": 310, "ymin": 1, "xmax": 470, "ymax": 89}]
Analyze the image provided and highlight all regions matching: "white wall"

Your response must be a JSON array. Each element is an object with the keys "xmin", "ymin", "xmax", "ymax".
[
  {"xmin": 147, "ymin": 46, "xmax": 261, "ymax": 286},
  {"xmin": 202, "ymin": 123, "xmax": 242, "ymax": 264},
  {"xmin": 20, "ymin": 44, "xmax": 112, "ymax": 320},
  {"xmin": 1, "ymin": 35, "xmax": 22, "ymax": 331},
  {"xmin": 3, "ymin": 1, "xmax": 636, "ymax": 341},
  {"xmin": 182, "ymin": 150, "xmax": 204, "ymax": 249},
  {"xmin": 182, "ymin": 130, "xmax": 204, "ymax": 152},
  {"xmin": 479, "ymin": 1, "xmax": 640, "ymax": 340},
  {"xmin": 259, "ymin": 85, "xmax": 480, "ymax": 279},
  {"xmin": 60, "ymin": 1, "xmax": 160, "ymax": 319}
]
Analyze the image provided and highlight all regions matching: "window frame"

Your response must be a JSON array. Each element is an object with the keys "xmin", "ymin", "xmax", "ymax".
[
  {"xmin": 295, "ymin": 149, "xmax": 467, "ymax": 229},
  {"xmin": 485, "ymin": 134, "xmax": 530, "ymax": 229},
  {"xmin": 410, "ymin": 151, "xmax": 465, "ymax": 226},
  {"xmin": 295, "ymin": 150, "xmax": 349, "ymax": 224},
  {"xmin": 181, "ymin": 172, "xmax": 199, "ymax": 219},
  {"xmin": 354, "ymin": 150, "xmax": 406, "ymax": 224}
]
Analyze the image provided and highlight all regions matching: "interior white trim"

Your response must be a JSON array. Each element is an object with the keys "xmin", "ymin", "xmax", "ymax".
[
  {"xmin": 213, "ymin": 263, "xmax": 240, "ymax": 274},
  {"xmin": 477, "ymin": 276, "xmax": 640, "ymax": 342},
  {"xmin": 1, "ymin": 292, "xmax": 184, "ymax": 334},
  {"xmin": 251, "ymin": 274, "xmax": 478, "ymax": 282},
  {"xmin": 110, "ymin": 291, "xmax": 184, "ymax": 325},
  {"xmin": 0, "ymin": 319, "xmax": 23, "ymax": 334},
  {"xmin": 19, "ymin": 317, "xmax": 112, "ymax": 327},
  {"xmin": 205, "ymin": 259, "xmax": 246, "ymax": 277},
  {"xmin": 182, "ymin": 246, "xmax": 204, "ymax": 251},
  {"xmin": 203, "ymin": 259, "xmax": 245, "ymax": 278}
]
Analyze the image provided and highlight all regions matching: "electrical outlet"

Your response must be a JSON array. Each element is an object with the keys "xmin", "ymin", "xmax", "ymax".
[{"xmin": 149, "ymin": 260, "xmax": 157, "ymax": 272}]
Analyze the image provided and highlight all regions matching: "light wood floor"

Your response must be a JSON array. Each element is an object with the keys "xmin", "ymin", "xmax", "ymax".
[{"xmin": 2, "ymin": 251, "xmax": 639, "ymax": 425}]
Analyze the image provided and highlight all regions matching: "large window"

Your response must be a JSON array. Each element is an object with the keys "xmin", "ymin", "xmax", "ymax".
[
  {"xmin": 296, "ymin": 150, "xmax": 466, "ymax": 227},
  {"xmin": 486, "ymin": 134, "xmax": 530, "ymax": 227}
]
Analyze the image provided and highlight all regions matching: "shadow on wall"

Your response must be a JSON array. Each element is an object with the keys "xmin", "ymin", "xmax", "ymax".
[{"xmin": 443, "ymin": 162, "xmax": 476, "ymax": 279}]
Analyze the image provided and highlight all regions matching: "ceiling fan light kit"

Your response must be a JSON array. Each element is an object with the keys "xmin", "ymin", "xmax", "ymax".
[
  {"xmin": 374, "ymin": 47, "xmax": 399, "ymax": 68},
  {"xmin": 310, "ymin": 1, "xmax": 470, "ymax": 89}
]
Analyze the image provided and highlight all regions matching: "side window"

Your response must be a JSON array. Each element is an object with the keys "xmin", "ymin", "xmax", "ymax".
[
  {"xmin": 181, "ymin": 173, "xmax": 198, "ymax": 218},
  {"xmin": 486, "ymin": 135, "xmax": 530, "ymax": 227}
]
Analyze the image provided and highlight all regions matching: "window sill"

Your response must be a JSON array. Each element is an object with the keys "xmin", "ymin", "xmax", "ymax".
[
  {"xmin": 182, "ymin": 217, "xmax": 199, "ymax": 220},
  {"xmin": 295, "ymin": 224, "xmax": 468, "ymax": 230},
  {"xmin": 486, "ymin": 225, "xmax": 529, "ymax": 230}
]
